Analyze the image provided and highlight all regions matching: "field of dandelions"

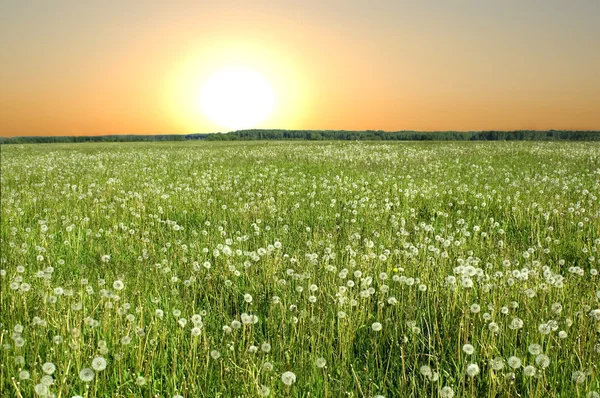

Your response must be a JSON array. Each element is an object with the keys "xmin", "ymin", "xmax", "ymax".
[{"xmin": 1, "ymin": 141, "xmax": 599, "ymax": 398}]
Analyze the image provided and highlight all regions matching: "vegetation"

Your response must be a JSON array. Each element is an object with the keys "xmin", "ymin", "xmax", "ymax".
[
  {"xmin": 1, "ymin": 130, "xmax": 599, "ymax": 144},
  {"xmin": 1, "ymin": 141, "xmax": 599, "ymax": 397}
]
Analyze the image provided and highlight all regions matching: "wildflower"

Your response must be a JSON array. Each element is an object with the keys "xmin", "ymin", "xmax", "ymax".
[
  {"xmin": 528, "ymin": 344, "xmax": 542, "ymax": 355},
  {"xmin": 42, "ymin": 362, "xmax": 56, "ymax": 375},
  {"xmin": 316, "ymin": 357, "xmax": 326, "ymax": 368},
  {"xmin": 371, "ymin": 322, "xmax": 383, "ymax": 331},
  {"xmin": 281, "ymin": 371, "xmax": 296, "ymax": 386},
  {"xmin": 79, "ymin": 368, "xmax": 95, "ymax": 382},
  {"xmin": 35, "ymin": 384, "xmax": 49, "ymax": 396},
  {"xmin": 259, "ymin": 385, "xmax": 271, "ymax": 396},
  {"xmin": 508, "ymin": 356, "xmax": 521, "ymax": 369},
  {"xmin": 136, "ymin": 376, "xmax": 147, "ymax": 386},
  {"xmin": 490, "ymin": 357, "xmax": 505, "ymax": 370},
  {"xmin": 92, "ymin": 356, "xmax": 107, "ymax": 371},
  {"xmin": 462, "ymin": 344, "xmax": 475, "ymax": 355},
  {"xmin": 263, "ymin": 362, "xmax": 274, "ymax": 371},
  {"xmin": 440, "ymin": 386, "xmax": 455, "ymax": 398},
  {"xmin": 466, "ymin": 363, "xmax": 480, "ymax": 377},
  {"xmin": 40, "ymin": 375, "xmax": 54, "ymax": 386},
  {"xmin": 210, "ymin": 350, "xmax": 221, "ymax": 359},
  {"xmin": 420, "ymin": 365, "xmax": 433, "ymax": 378}
]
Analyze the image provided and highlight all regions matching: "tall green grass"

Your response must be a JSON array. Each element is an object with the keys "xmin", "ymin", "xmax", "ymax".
[{"xmin": 1, "ymin": 141, "xmax": 599, "ymax": 397}]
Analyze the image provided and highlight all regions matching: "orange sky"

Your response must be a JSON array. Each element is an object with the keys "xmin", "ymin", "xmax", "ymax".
[{"xmin": 1, "ymin": 1, "xmax": 599, "ymax": 136}]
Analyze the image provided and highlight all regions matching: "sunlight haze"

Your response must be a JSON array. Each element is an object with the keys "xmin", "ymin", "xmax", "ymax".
[{"xmin": 0, "ymin": 0, "xmax": 599, "ymax": 136}]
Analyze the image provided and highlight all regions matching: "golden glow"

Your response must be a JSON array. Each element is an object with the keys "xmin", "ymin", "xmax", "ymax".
[
  {"xmin": 2, "ymin": 2, "xmax": 599, "ymax": 136},
  {"xmin": 199, "ymin": 67, "xmax": 275, "ymax": 130},
  {"xmin": 164, "ymin": 42, "xmax": 309, "ymax": 133}
]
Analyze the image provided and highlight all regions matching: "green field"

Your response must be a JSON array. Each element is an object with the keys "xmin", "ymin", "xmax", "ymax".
[{"xmin": 1, "ymin": 141, "xmax": 599, "ymax": 397}]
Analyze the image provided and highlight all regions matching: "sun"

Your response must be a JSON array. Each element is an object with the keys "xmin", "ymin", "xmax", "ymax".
[{"xmin": 199, "ymin": 67, "xmax": 275, "ymax": 130}]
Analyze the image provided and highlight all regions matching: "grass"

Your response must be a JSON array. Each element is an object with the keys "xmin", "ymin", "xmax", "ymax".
[{"xmin": 1, "ymin": 140, "xmax": 599, "ymax": 397}]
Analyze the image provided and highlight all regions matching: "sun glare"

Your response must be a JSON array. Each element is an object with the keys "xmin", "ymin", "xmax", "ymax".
[{"xmin": 199, "ymin": 67, "xmax": 275, "ymax": 130}]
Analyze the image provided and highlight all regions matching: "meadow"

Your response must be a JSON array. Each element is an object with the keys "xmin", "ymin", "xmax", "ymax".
[{"xmin": 1, "ymin": 141, "xmax": 599, "ymax": 398}]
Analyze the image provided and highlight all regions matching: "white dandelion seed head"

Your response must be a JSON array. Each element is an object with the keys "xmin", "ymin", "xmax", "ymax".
[
  {"xmin": 79, "ymin": 367, "xmax": 95, "ymax": 382},
  {"xmin": 462, "ymin": 344, "xmax": 475, "ymax": 355},
  {"xmin": 42, "ymin": 362, "xmax": 56, "ymax": 375},
  {"xmin": 91, "ymin": 356, "xmax": 107, "ymax": 371},
  {"xmin": 466, "ymin": 363, "xmax": 480, "ymax": 377},
  {"xmin": 281, "ymin": 371, "xmax": 296, "ymax": 386},
  {"xmin": 316, "ymin": 357, "xmax": 327, "ymax": 368},
  {"xmin": 508, "ymin": 356, "xmax": 522, "ymax": 369},
  {"xmin": 440, "ymin": 386, "xmax": 455, "ymax": 398}
]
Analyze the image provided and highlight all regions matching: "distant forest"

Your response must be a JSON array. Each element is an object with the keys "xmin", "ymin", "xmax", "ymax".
[{"xmin": 1, "ymin": 130, "xmax": 599, "ymax": 144}]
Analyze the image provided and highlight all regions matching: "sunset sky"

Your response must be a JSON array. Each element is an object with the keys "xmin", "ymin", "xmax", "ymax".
[{"xmin": 1, "ymin": 0, "xmax": 599, "ymax": 136}]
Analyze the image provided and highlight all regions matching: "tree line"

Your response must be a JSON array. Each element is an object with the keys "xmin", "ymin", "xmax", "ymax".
[{"xmin": 1, "ymin": 130, "xmax": 598, "ymax": 144}]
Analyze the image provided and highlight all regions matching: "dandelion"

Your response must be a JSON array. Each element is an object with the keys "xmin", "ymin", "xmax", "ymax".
[
  {"xmin": 488, "ymin": 322, "xmax": 500, "ymax": 333},
  {"xmin": 113, "ymin": 280, "xmax": 124, "ymax": 290},
  {"xmin": 261, "ymin": 342, "xmax": 271, "ymax": 353},
  {"xmin": 40, "ymin": 375, "xmax": 54, "ymax": 386},
  {"xmin": 258, "ymin": 385, "xmax": 271, "ymax": 396},
  {"xmin": 191, "ymin": 314, "xmax": 202, "ymax": 324},
  {"xmin": 462, "ymin": 344, "xmax": 475, "ymax": 355},
  {"xmin": 91, "ymin": 356, "xmax": 107, "ymax": 371},
  {"xmin": 490, "ymin": 357, "xmax": 505, "ymax": 370},
  {"xmin": 572, "ymin": 371, "xmax": 586, "ymax": 384},
  {"xmin": 210, "ymin": 350, "xmax": 221, "ymax": 359},
  {"xmin": 440, "ymin": 386, "xmax": 455, "ymax": 398},
  {"xmin": 19, "ymin": 370, "xmax": 30, "ymax": 380},
  {"xmin": 371, "ymin": 322, "xmax": 383, "ymax": 331},
  {"xmin": 244, "ymin": 293, "xmax": 253, "ymax": 303},
  {"xmin": 42, "ymin": 362, "xmax": 56, "ymax": 375},
  {"xmin": 316, "ymin": 357, "xmax": 327, "ymax": 368},
  {"xmin": 136, "ymin": 376, "xmax": 147, "ymax": 386},
  {"xmin": 35, "ymin": 383, "xmax": 49, "ymax": 396},
  {"xmin": 508, "ymin": 356, "xmax": 522, "ymax": 369},
  {"xmin": 528, "ymin": 344, "xmax": 542, "ymax": 355},
  {"xmin": 466, "ymin": 363, "xmax": 480, "ymax": 377},
  {"xmin": 79, "ymin": 368, "xmax": 95, "ymax": 382},
  {"xmin": 420, "ymin": 365, "xmax": 433, "ymax": 378},
  {"xmin": 538, "ymin": 323, "xmax": 551, "ymax": 335},
  {"xmin": 263, "ymin": 362, "xmax": 274, "ymax": 371},
  {"xmin": 191, "ymin": 327, "xmax": 202, "ymax": 336},
  {"xmin": 281, "ymin": 371, "xmax": 296, "ymax": 386}
]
